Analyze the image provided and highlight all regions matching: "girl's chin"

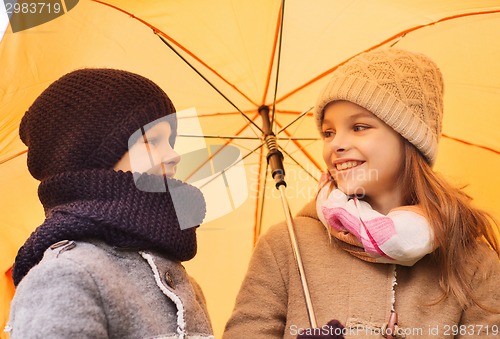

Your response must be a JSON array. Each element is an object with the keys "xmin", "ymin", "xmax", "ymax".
[
  {"xmin": 336, "ymin": 182, "xmax": 367, "ymax": 197},
  {"xmin": 144, "ymin": 165, "xmax": 176, "ymax": 178},
  {"xmin": 152, "ymin": 172, "xmax": 175, "ymax": 178}
]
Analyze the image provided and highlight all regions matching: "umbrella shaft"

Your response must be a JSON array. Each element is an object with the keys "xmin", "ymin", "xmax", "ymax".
[
  {"xmin": 265, "ymin": 135, "xmax": 286, "ymax": 188},
  {"xmin": 278, "ymin": 185, "xmax": 318, "ymax": 328}
]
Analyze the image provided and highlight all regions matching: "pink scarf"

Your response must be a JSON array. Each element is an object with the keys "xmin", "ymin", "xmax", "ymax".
[{"xmin": 316, "ymin": 184, "xmax": 435, "ymax": 266}]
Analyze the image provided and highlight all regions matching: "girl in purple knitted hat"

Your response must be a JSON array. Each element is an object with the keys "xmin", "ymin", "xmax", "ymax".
[{"xmin": 7, "ymin": 69, "xmax": 214, "ymax": 339}]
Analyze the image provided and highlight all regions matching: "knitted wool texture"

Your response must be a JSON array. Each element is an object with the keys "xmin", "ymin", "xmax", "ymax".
[
  {"xmin": 14, "ymin": 68, "xmax": 205, "ymax": 286},
  {"xmin": 20, "ymin": 68, "xmax": 177, "ymax": 180},
  {"xmin": 314, "ymin": 49, "xmax": 444, "ymax": 165},
  {"xmin": 12, "ymin": 169, "xmax": 206, "ymax": 286}
]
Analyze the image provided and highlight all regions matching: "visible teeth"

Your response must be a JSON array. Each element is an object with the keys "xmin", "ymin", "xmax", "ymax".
[{"xmin": 336, "ymin": 161, "xmax": 362, "ymax": 171}]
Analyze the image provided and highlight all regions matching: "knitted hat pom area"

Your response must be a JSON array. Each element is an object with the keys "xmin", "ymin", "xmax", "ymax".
[{"xmin": 314, "ymin": 48, "xmax": 444, "ymax": 166}]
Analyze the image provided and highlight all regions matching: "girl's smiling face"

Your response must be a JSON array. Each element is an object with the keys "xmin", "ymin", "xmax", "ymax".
[{"xmin": 322, "ymin": 100, "xmax": 405, "ymax": 212}]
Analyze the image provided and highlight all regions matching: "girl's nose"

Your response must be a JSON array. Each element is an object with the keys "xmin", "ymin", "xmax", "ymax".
[
  {"xmin": 164, "ymin": 147, "xmax": 180, "ymax": 165},
  {"xmin": 329, "ymin": 132, "xmax": 348, "ymax": 154}
]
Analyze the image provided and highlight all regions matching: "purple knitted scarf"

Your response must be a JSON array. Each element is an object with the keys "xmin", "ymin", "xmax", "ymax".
[{"xmin": 12, "ymin": 169, "xmax": 206, "ymax": 286}]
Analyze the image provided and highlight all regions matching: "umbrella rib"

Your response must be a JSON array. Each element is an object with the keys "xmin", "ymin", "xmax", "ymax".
[
  {"xmin": 255, "ymin": 160, "xmax": 270, "ymax": 245},
  {"xmin": 0, "ymin": 150, "xmax": 27, "ymax": 165},
  {"xmin": 179, "ymin": 110, "xmax": 261, "ymax": 141},
  {"xmin": 276, "ymin": 106, "xmax": 314, "ymax": 135},
  {"xmin": 261, "ymin": 1, "xmax": 282, "ymax": 105},
  {"xmin": 442, "ymin": 134, "xmax": 500, "ymax": 155},
  {"xmin": 197, "ymin": 142, "xmax": 265, "ymax": 190},
  {"xmin": 274, "ymin": 119, "xmax": 324, "ymax": 172},
  {"xmin": 270, "ymin": 0, "xmax": 286, "ymax": 133},
  {"xmin": 277, "ymin": 138, "xmax": 318, "ymax": 141},
  {"xmin": 92, "ymin": 1, "xmax": 262, "ymax": 133},
  {"xmin": 92, "ymin": 0, "xmax": 259, "ymax": 109},
  {"xmin": 181, "ymin": 111, "xmax": 242, "ymax": 118},
  {"xmin": 278, "ymin": 145, "xmax": 319, "ymax": 182},
  {"xmin": 275, "ymin": 9, "xmax": 500, "ymax": 105},
  {"xmin": 178, "ymin": 134, "xmax": 261, "ymax": 140},
  {"xmin": 178, "ymin": 134, "xmax": 317, "ymax": 141},
  {"xmin": 182, "ymin": 113, "xmax": 260, "ymax": 182},
  {"xmin": 253, "ymin": 147, "xmax": 265, "ymax": 245},
  {"xmin": 156, "ymin": 35, "xmax": 263, "ymax": 134}
]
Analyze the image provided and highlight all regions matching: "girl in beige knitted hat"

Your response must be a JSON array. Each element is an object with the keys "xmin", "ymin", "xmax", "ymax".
[{"xmin": 224, "ymin": 49, "xmax": 500, "ymax": 339}]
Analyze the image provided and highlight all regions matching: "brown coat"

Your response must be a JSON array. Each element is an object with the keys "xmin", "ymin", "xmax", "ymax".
[{"xmin": 224, "ymin": 200, "xmax": 500, "ymax": 338}]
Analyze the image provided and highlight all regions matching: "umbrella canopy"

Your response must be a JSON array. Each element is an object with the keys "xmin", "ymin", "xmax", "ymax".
[{"xmin": 1, "ymin": 1, "xmax": 499, "ymax": 336}]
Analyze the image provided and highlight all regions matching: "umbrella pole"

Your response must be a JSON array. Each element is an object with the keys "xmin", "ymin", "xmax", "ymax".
[
  {"xmin": 278, "ymin": 184, "xmax": 318, "ymax": 328},
  {"xmin": 259, "ymin": 106, "xmax": 318, "ymax": 329}
]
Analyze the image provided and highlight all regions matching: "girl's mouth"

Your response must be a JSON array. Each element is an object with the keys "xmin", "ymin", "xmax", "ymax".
[{"xmin": 335, "ymin": 160, "xmax": 364, "ymax": 171}]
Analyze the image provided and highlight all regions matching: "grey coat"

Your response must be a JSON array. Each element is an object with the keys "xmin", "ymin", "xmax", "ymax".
[{"xmin": 6, "ymin": 240, "xmax": 214, "ymax": 339}]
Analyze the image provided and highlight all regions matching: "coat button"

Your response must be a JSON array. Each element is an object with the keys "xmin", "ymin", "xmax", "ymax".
[{"xmin": 164, "ymin": 272, "xmax": 175, "ymax": 289}]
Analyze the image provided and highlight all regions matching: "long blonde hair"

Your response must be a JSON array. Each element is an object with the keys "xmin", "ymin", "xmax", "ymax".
[{"xmin": 399, "ymin": 141, "xmax": 500, "ymax": 310}]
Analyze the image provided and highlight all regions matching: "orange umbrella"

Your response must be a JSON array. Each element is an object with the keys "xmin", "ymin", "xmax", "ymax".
[{"xmin": 1, "ymin": 1, "xmax": 499, "ymax": 336}]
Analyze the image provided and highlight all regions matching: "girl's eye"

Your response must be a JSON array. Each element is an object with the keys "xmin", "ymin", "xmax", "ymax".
[
  {"xmin": 353, "ymin": 125, "xmax": 369, "ymax": 132},
  {"xmin": 144, "ymin": 136, "xmax": 161, "ymax": 146},
  {"xmin": 322, "ymin": 130, "xmax": 335, "ymax": 138}
]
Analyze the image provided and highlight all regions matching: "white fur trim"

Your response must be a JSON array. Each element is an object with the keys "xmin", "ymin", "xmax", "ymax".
[
  {"xmin": 140, "ymin": 251, "xmax": 186, "ymax": 339},
  {"xmin": 390, "ymin": 265, "xmax": 397, "ymax": 312}
]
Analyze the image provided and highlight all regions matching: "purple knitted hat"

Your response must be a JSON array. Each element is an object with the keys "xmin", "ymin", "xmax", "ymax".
[{"xmin": 19, "ymin": 68, "xmax": 177, "ymax": 180}]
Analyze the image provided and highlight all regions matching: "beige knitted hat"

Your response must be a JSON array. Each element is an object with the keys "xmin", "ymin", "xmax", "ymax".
[{"xmin": 314, "ymin": 48, "xmax": 444, "ymax": 165}]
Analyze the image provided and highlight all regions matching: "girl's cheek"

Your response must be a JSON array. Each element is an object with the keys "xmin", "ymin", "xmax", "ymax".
[
  {"xmin": 322, "ymin": 143, "xmax": 333, "ymax": 166},
  {"xmin": 129, "ymin": 148, "xmax": 161, "ymax": 173}
]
